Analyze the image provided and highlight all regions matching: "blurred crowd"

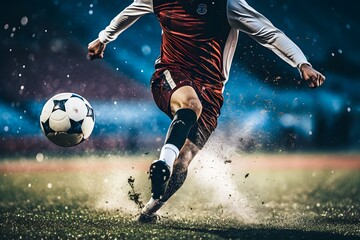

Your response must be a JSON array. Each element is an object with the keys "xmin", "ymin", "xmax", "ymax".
[{"xmin": 0, "ymin": 0, "xmax": 359, "ymax": 156}]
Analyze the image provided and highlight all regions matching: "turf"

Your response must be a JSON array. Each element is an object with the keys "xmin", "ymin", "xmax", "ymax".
[{"xmin": 0, "ymin": 154, "xmax": 359, "ymax": 239}]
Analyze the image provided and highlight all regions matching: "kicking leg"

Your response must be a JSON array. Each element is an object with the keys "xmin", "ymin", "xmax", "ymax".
[
  {"xmin": 140, "ymin": 87, "xmax": 201, "ymax": 221},
  {"xmin": 149, "ymin": 86, "xmax": 202, "ymax": 200}
]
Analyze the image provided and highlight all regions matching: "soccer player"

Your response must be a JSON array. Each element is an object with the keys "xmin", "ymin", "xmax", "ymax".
[{"xmin": 88, "ymin": 0, "xmax": 325, "ymax": 222}]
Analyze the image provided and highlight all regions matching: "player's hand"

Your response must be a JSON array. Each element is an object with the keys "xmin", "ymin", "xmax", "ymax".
[
  {"xmin": 87, "ymin": 38, "xmax": 106, "ymax": 61},
  {"xmin": 300, "ymin": 64, "xmax": 326, "ymax": 88}
]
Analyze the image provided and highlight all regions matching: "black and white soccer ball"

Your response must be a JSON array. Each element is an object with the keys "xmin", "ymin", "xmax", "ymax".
[{"xmin": 40, "ymin": 93, "xmax": 95, "ymax": 147}]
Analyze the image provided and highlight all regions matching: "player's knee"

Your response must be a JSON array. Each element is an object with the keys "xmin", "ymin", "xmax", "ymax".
[
  {"xmin": 182, "ymin": 97, "xmax": 202, "ymax": 119},
  {"xmin": 171, "ymin": 86, "xmax": 202, "ymax": 118}
]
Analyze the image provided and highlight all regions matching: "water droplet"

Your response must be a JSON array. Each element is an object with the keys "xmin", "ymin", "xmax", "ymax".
[
  {"xmin": 89, "ymin": 10, "xmax": 93, "ymax": 15},
  {"xmin": 4, "ymin": 24, "xmax": 9, "ymax": 30},
  {"xmin": 347, "ymin": 107, "xmax": 351, "ymax": 112},
  {"xmin": 4, "ymin": 126, "xmax": 9, "ymax": 132},
  {"xmin": 308, "ymin": 131, "xmax": 313, "ymax": 136}
]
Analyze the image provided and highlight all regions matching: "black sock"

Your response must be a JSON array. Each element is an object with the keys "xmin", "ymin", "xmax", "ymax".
[{"xmin": 165, "ymin": 108, "xmax": 197, "ymax": 150}]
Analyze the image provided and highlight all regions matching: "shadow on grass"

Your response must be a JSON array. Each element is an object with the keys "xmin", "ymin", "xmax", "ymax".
[{"xmin": 169, "ymin": 225, "xmax": 360, "ymax": 240}]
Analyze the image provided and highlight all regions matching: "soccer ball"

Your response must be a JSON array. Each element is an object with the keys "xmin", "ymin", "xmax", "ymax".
[{"xmin": 40, "ymin": 93, "xmax": 95, "ymax": 147}]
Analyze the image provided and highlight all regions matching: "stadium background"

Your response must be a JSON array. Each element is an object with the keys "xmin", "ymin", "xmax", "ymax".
[{"xmin": 1, "ymin": 0, "xmax": 359, "ymax": 156}]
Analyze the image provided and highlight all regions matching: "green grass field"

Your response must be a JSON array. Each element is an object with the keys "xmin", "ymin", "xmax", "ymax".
[{"xmin": 1, "ymin": 153, "xmax": 360, "ymax": 239}]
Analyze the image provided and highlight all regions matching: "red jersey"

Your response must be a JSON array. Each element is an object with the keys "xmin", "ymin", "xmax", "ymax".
[{"xmin": 153, "ymin": 0, "xmax": 231, "ymax": 90}]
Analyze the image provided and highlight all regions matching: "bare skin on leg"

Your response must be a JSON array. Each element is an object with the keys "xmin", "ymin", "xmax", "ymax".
[
  {"xmin": 162, "ymin": 139, "xmax": 200, "ymax": 202},
  {"xmin": 170, "ymin": 86, "xmax": 202, "ymax": 119}
]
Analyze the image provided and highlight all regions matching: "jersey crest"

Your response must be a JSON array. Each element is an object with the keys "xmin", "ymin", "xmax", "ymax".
[{"xmin": 197, "ymin": 3, "xmax": 207, "ymax": 15}]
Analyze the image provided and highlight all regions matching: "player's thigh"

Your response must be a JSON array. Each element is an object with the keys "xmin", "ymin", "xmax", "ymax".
[
  {"xmin": 150, "ymin": 67, "xmax": 201, "ymax": 118},
  {"xmin": 170, "ymin": 86, "xmax": 202, "ymax": 118}
]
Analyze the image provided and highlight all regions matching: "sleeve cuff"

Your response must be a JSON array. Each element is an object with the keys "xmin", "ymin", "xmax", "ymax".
[
  {"xmin": 297, "ymin": 62, "xmax": 312, "ymax": 79},
  {"xmin": 297, "ymin": 62, "xmax": 312, "ymax": 70},
  {"xmin": 98, "ymin": 30, "xmax": 110, "ymax": 44}
]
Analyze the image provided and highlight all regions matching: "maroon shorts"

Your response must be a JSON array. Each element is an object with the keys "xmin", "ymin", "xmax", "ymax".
[{"xmin": 150, "ymin": 66, "xmax": 224, "ymax": 149}]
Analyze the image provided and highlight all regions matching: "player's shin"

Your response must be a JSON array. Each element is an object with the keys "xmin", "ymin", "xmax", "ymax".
[
  {"xmin": 161, "ymin": 108, "xmax": 197, "ymax": 170},
  {"xmin": 149, "ymin": 108, "xmax": 197, "ymax": 200},
  {"xmin": 161, "ymin": 167, "xmax": 188, "ymax": 202}
]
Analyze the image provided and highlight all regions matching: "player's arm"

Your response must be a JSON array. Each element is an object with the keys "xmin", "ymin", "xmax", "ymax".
[
  {"xmin": 88, "ymin": 0, "xmax": 153, "ymax": 60},
  {"xmin": 227, "ymin": 0, "xmax": 325, "ymax": 88}
]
